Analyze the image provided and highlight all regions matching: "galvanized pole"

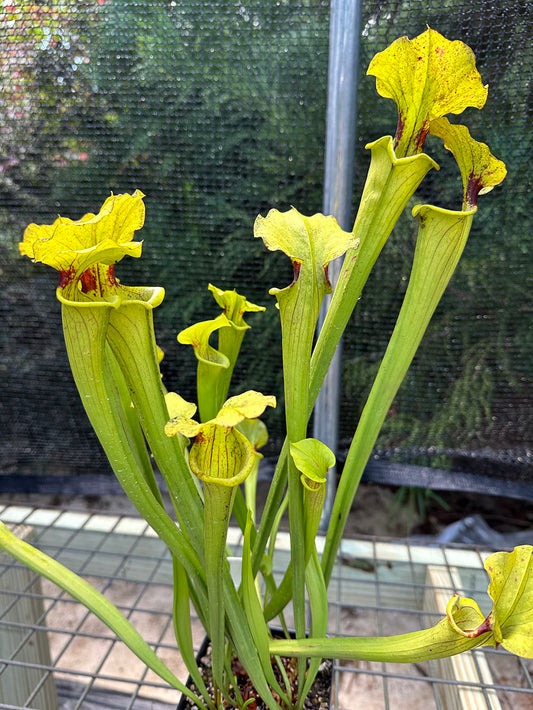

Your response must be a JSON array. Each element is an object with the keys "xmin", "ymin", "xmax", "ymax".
[{"xmin": 315, "ymin": 0, "xmax": 362, "ymax": 529}]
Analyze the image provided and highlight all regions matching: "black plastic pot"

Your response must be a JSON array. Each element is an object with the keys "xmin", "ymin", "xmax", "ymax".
[
  {"xmin": 177, "ymin": 631, "xmax": 333, "ymax": 709},
  {"xmin": 177, "ymin": 634, "xmax": 211, "ymax": 710}
]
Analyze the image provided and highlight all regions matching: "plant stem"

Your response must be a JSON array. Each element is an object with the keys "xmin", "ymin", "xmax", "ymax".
[
  {"xmin": 321, "ymin": 206, "xmax": 475, "ymax": 585},
  {"xmin": 203, "ymin": 481, "xmax": 237, "ymax": 692},
  {"xmin": 252, "ymin": 140, "xmax": 435, "ymax": 580},
  {"xmin": 61, "ymin": 302, "xmax": 208, "ymax": 610},
  {"xmin": 309, "ymin": 137, "xmax": 436, "ymax": 412},
  {"xmin": 106, "ymin": 298, "xmax": 204, "ymax": 553},
  {"xmin": 269, "ymin": 626, "xmax": 492, "ymax": 663}
]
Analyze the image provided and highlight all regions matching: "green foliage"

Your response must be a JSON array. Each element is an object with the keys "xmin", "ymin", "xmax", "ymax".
[
  {"xmin": 342, "ymin": 0, "xmax": 532, "ymax": 456},
  {"xmin": 0, "ymin": 2, "xmax": 97, "ymax": 223},
  {"xmin": 47, "ymin": 1, "xmax": 329, "ymax": 445},
  {"xmin": 4, "ymin": 19, "xmax": 533, "ymax": 707},
  {"xmin": 1, "ymin": 0, "xmax": 531, "ymax": 464}
]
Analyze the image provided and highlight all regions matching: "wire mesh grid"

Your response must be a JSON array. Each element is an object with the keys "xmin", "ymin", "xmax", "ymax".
[
  {"xmin": 1, "ymin": 504, "xmax": 532, "ymax": 710},
  {"xmin": 1, "ymin": 0, "xmax": 531, "ymax": 479}
]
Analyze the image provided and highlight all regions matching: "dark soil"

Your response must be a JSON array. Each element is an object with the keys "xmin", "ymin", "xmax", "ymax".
[{"xmin": 178, "ymin": 638, "xmax": 332, "ymax": 710}]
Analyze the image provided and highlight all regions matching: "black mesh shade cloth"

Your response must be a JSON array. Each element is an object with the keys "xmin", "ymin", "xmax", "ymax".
[{"xmin": 0, "ymin": 1, "xmax": 531, "ymax": 490}]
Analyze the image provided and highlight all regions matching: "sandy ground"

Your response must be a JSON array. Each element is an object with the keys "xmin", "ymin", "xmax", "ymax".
[
  {"xmin": 41, "ymin": 575, "xmax": 533, "ymax": 710},
  {"xmin": 41, "ymin": 577, "xmax": 440, "ymax": 710},
  {"xmin": 0, "ymin": 481, "xmax": 418, "ymax": 539},
  {"xmin": 3, "ymin": 486, "xmax": 533, "ymax": 708}
]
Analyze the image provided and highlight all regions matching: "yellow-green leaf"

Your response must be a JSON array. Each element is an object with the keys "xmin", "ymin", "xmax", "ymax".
[
  {"xmin": 445, "ymin": 594, "xmax": 487, "ymax": 637},
  {"xmin": 254, "ymin": 207, "xmax": 357, "ymax": 296},
  {"xmin": 367, "ymin": 28, "xmax": 487, "ymax": 157},
  {"xmin": 485, "ymin": 546, "xmax": 533, "ymax": 657},
  {"xmin": 165, "ymin": 390, "xmax": 275, "ymax": 440},
  {"xmin": 208, "ymin": 283, "xmax": 265, "ymax": 329},
  {"xmin": 219, "ymin": 391, "xmax": 276, "ymax": 424},
  {"xmin": 20, "ymin": 191, "xmax": 145, "ymax": 298},
  {"xmin": 165, "ymin": 392, "xmax": 197, "ymax": 420},
  {"xmin": 290, "ymin": 438, "xmax": 335, "ymax": 490},
  {"xmin": 255, "ymin": 208, "xmax": 356, "ymax": 445},
  {"xmin": 189, "ymin": 424, "xmax": 255, "ymax": 486},
  {"xmin": 177, "ymin": 314, "xmax": 231, "ymax": 368},
  {"xmin": 430, "ymin": 117, "xmax": 507, "ymax": 208},
  {"xmin": 269, "ymin": 587, "xmax": 495, "ymax": 663},
  {"xmin": 164, "ymin": 414, "xmax": 202, "ymax": 439},
  {"xmin": 237, "ymin": 418, "xmax": 269, "ymax": 451}
]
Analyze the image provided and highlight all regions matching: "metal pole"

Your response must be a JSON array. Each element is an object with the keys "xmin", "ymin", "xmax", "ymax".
[{"xmin": 315, "ymin": 0, "xmax": 362, "ymax": 530}]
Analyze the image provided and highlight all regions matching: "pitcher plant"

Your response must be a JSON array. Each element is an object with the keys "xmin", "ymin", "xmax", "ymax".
[{"xmin": 1, "ymin": 28, "xmax": 530, "ymax": 710}]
